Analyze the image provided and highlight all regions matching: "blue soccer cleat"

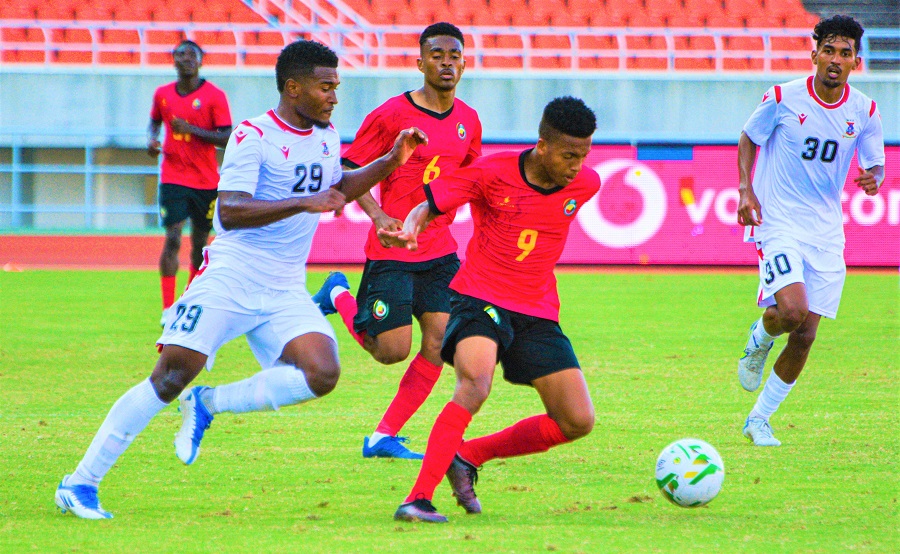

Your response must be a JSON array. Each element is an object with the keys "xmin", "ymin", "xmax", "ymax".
[
  {"xmin": 312, "ymin": 272, "xmax": 350, "ymax": 316},
  {"xmin": 174, "ymin": 386, "xmax": 214, "ymax": 465},
  {"xmin": 55, "ymin": 475, "xmax": 113, "ymax": 519},
  {"xmin": 394, "ymin": 498, "xmax": 448, "ymax": 523},
  {"xmin": 363, "ymin": 435, "xmax": 424, "ymax": 460}
]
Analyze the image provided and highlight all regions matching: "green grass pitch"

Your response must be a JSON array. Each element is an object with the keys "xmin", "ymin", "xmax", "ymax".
[{"xmin": 0, "ymin": 269, "xmax": 896, "ymax": 552}]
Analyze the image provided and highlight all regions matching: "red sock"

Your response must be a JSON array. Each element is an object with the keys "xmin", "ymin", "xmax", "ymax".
[
  {"xmin": 334, "ymin": 290, "xmax": 364, "ymax": 346},
  {"xmin": 187, "ymin": 265, "xmax": 200, "ymax": 286},
  {"xmin": 376, "ymin": 353, "xmax": 442, "ymax": 436},
  {"xmin": 458, "ymin": 414, "xmax": 570, "ymax": 467},
  {"xmin": 161, "ymin": 275, "xmax": 176, "ymax": 309},
  {"xmin": 405, "ymin": 401, "xmax": 472, "ymax": 503}
]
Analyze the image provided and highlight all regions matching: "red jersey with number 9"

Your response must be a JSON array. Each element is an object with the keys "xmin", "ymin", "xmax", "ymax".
[
  {"xmin": 342, "ymin": 93, "xmax": 482, "ymax": 261},
  {"xmin": 150, "ymin": 80, "xmax": 232, "ymax": 190},
  {"xmin": 425, "ymin": 150, "xmax": 601, "ymax": 321}
]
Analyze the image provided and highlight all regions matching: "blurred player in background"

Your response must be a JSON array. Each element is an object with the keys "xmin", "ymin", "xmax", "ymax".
[
  {"xmin": 736, "ymin": 15, "xmax": 885, "ymax": 446},
  {"xmin": 55, "ymin": 40, "xmax": 426, "ymax": 519},
  {"xmin": 383, "ymin": 97, "xmax": 600, "ymax": 523},
  {"xmin": 311, "ymin": 22, "xmax": 482, "ymax": 459},
  {"xmin": 148, "ymin": 40, "xmax": 232, "ymax": 325}
]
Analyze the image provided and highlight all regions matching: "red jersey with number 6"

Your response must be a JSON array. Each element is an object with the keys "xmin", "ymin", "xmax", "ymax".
[
  {"xmin": 342, "ymin": 92, "xmax": 482, "ymax": 262},
  {"xmin": 150, "ymin": 80, "xmax": 232, "ymax": 190},
  {"xmin": 425, "ymin": 150, "xmax": 601, "ymax": 321}
]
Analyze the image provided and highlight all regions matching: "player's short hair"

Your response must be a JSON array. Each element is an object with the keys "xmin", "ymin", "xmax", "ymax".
[
  {"xmin": 275, "ymin": 40, "xmax": 339, "ymax": 93},
  {"xmin": 538, "ymin": 96, "xmax": 597, "ymax": 140},
  {"xmin": 174, "ymin": 40, "xmax": 203, "ymax": 62},
  {"xmin": 813, "ymin": 15, "xmax": 864, "ymax": 54},
  {"xmin": 419, "ymin": 22, "xmax": 465, "ymax": 49}
]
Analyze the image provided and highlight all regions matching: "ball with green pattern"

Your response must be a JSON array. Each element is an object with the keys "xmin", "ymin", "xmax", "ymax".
[{"xmin": 655, "ymin": 438, "xmax": 724, "ymax": 508}]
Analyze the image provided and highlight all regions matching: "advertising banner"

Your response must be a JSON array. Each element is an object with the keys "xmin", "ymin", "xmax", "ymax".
[{"xmin": 310, "ymin": 144, "xmax": 899, "ymax": 266}]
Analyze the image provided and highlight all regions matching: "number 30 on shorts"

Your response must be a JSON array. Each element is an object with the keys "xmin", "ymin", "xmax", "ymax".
[
  {"xmin": 763, "ymin": 253, "xmax": 792, "ymax": 285},
  {"xmin": 169, "ymin": 304, "xmax": 203, "ymax": 332}
]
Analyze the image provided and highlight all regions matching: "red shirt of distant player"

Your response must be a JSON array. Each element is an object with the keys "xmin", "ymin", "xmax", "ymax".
[
  {"xmin": 150, "ymin": 80, "xmax": 232, "ymax": 190},
  {"xmin": 425, "ymin": 150, "xmax": 601, "ymax": 321},
  {"xmin": 343, "ymin": 92, "xmax": 482, "ymax": 261}
]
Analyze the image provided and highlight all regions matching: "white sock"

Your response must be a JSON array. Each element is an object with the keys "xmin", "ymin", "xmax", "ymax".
[
  {"xmin": 369, "ymin": 431, "xmax": 390, "ymax": 446},
  {"xmin": 209, "ymin": 364, "xmax": 316, "ymax": 414},
  {"xmin": 750, "ymin": 371, "xmax": 794, "ymax": 421},
  {"xmin": 69, "ymin": 379, "xmax": 168, "ymax": 487},
  {"xmin": 329, "ymin": 286, "xmax": 349, "ymax": 305},
  {"xmin": 753, "ymin": 317, "xmax": 779, "ymax": 345}
]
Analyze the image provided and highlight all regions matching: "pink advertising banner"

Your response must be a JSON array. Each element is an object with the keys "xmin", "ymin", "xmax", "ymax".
[{"xmin": 309, "ymin": 144, "xmax": 899, "ymax": 266}]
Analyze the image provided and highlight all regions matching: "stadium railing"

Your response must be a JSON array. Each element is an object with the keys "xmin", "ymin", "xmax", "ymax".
[{"xmin": 2, "ymin": 20, "xmax": 897, "ymax": 72}]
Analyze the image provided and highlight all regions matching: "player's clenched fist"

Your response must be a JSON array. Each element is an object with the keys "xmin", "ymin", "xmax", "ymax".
[{"xmin": 305, "ymin": 188, "xmax": 347, "ymax": 214}]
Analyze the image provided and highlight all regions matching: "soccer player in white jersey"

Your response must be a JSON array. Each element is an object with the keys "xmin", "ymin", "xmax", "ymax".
[
  {"xmin": 736, "ymin": 15, "xmax": 885, "ymax": 447},
  {"xmin": 54, "ymin": 40, "xmax": 427, "ymax": 519}
]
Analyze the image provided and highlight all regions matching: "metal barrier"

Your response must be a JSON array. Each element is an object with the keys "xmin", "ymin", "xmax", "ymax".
[{"xmin": 2, "ymin": 19, "xmax": 897, "ymax": 72}]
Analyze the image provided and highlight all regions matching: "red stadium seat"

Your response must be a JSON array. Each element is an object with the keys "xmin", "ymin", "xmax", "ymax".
[
  {"xmin": 529, "ymin": 35, "xmax": 571, "ymax": 69},
  {"xmin": 480, "ymin": 34, "xmax": 524, "ymax": 69}
]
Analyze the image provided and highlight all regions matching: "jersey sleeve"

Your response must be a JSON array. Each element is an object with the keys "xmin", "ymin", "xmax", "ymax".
[
  {"xmin": 424, "ymin": 164, "xmax": 484, "ymax": 215},
  {"xmin": 217, "ymin": 124, "xmax": 263, "ymax": 194},
  {"xmin": 857, "ymin": 101, "xmax": 886, "ymax": 170},
  {"xmin": 742, "ymin": 86, "xmax": 780, "ymax": 146},
  {"xmin": 211, "ymin": 89, "xmax": 233, "ymax": 128},
  {"xmin": 342, "ymin": 109, "xmax": 393, "ymax": 168},
  {"xmin": 462, "ymin": 116, "xmax": 483, "ymax": 167},
  {"xmin": 328, "ymin": 134, "xmax": 343, "ymax": 188},
  {"xmin": 149, "ymin": 88, "xmax": 162, "ymax": 122}
]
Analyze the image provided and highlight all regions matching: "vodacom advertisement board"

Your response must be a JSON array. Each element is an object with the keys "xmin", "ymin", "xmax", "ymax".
[{"xmin": 310, "ymin": 144, "xmax": 899, "ymax": 266}]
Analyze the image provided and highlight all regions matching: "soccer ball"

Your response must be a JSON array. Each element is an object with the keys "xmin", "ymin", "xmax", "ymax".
[{"xmin": 655, "ymin": 438, "xmax": 725, "ymax": 508}]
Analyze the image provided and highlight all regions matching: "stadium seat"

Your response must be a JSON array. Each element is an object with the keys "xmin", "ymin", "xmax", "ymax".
[
  {"xmin": 243, "ymin": 29, "xmax": 285, "ymax": 66},
  {"xmin": 528, "ymin": 35, "xmax": 571, "ymax": 69},
  {"xmin": 674, "ymin": 35, "xmax": 716, "ymax": 70},
  {"xmin": 99, "ymin": 28, "xmax": 140, "ymax": 64},
  {"xmin": 480, "ymin": 34, "xmax": 524, "ymax": 69}
]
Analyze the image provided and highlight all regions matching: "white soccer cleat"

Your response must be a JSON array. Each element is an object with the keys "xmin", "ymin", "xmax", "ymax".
[
  {"xmin": 743, "ymin": 417, "xmax": 781, "ymax": 447},
  {"xmin": 55, "ymin": 474, "xmax": 113, "ymax": 519},
  {"xmin": 174, "ymin": 386, "xmax": 214, "ymax": 465},
  {"xmin": 738, "ymin": 321, "xmax": 773, "ymax": 392}
]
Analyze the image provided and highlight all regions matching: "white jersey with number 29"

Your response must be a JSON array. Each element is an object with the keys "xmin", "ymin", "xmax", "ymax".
[
  {"xmin": 207, "ymin": 109, "xmax": 343, "ymax": 290},
  {"xmin": 743, "ymin": 76, "xmax": 884, "ymax": 252}
]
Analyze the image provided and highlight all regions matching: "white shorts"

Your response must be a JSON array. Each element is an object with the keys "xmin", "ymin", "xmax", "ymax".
[
  {"xmin": 755, "ymin": 235, "xmax": 846, "ymax": 319},
  {"xmin": 157, "ymin": 268, "xmax": 336, "ymax": 370}
]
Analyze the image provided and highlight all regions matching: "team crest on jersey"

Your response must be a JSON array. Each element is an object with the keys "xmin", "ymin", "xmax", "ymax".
[
  {"xmin": 798, "ymin": 113, "xmax": 807, "ymax": 125},
  {"xmin": 483, "ymin": 305, "xmax": 500, "ymax": 325},
  {"xmin": 457, "ymin": 123, "xmax": 466, "ymax": 140},
  {"xmin": 322, "ymin": 141, "xmax": 331, "ymax": 157},
  {"xmin": 192, "ymin": 98, "xmax": 201, "ymax": 110},
  {"xmin": 372, "ymin": 300, "xmax": 389, "ymax": 320},
  {"xmin": 843, "ymin": 120, "xmax": 856, "ymax": 138},
  {"xmin": 564, "ymin": 198, "xmax": 577, "ymax": 216}
]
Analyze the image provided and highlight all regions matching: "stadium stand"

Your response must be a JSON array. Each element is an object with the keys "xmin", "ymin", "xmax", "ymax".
[{"xmin": 0, "ymin": 0, "xmax": 896, "ymax": 71}]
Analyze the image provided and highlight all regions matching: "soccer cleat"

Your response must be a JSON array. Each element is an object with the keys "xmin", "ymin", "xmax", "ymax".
[
  {"xmin": 311, "ymin": 271, "xmax": 350, "ymax": 316},
  {"xmin": 738, "ymin": 321, "xmax": 774, "ymax": 392},
  {"xmin": 55, "ymin": 475, "xmax": 113, "ymax": 519},
  {"xmin": 743, "ymin": 416, "xmax": 782, "ymax": 447},
  {"xmin": 174, "ymin": 386, "xmax": 214, "ymax": 465},
  {"xmin": 446, "ymin": 454, "xmax": 482, "ymax": 514},
  {"xmin": 394, "ymin": 498, "xmax": 448, "ymax": 523},
  {"xmin": 362, "ymin": 435, "xmax": 424, "ymax": 460}
]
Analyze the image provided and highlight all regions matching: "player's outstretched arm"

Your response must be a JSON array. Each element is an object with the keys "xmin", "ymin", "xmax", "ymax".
[
  {"xmin": 217, "ymin": 189, "xmax": 347, "ymax": 230},
  {"xmin": 377, "ymin": 200, "xmax": 436, "ymax": 251},
  {"xmin": 737, "ymin": 131, "xmax": 763, "ymax": 226},
  {"xmin": 855, "ymin": 165, "xmax": 884, "ymax": 196},
  {"xmin": 337, "ymin": 128, "xmax": 428, "ymax": 202}
]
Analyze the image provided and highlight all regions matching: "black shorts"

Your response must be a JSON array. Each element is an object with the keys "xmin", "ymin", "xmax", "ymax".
[
  {"xmin": 353, "ymin": 253, "xmax": 460, "ymax": 337},
  {"xmin": 158, "ymin": 183, "xmax": 217, "ymax": 231},
  {"xmin": 441, "ymin": 293, "xmax": 580, "ymax": 386}
]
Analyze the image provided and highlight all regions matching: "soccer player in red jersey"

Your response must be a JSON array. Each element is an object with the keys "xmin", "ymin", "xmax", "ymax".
[
  {"xmin": 311, "ymin": 23, "xmax": 482, "ymax": 459},
  {"xmin": 148, "ymin": 40, "xmax": 232, "ymax": 325},
  {"xmin": 382, "ymin": 97, "xmax": 600, "ymax": 522}
]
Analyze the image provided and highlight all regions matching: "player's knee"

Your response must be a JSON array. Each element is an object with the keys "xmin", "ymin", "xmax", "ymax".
[
  {"xmin": 779, "ymin": 305, "xmax": 809, "ymax": 332},
  {"xmin": 162, "ymin": 234, "xmax": 182, "ymax": 254},
  {"xmin": 368, "ymin": 338, "xmax": 411, "ymax": 365},
  {"xmin": 790, "ymin": 324, "xmax": 817, "ymax": 351},
  {"xmin": 150, "ymin": 367, "xmax": 192, "ymax": 403},
  {"xmin": 455, "ymin": 375, "xmax": 491, "ymax": 413},
  {"xmin": 557, "ymin": 411, "xmax": 594, "ymax": 441},
  {"xmin": 302, "ymin": 359, "xmax": 341, "ymax": 396}
]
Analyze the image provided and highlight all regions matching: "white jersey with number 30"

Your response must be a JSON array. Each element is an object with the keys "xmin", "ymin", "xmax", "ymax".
[
  {"xmin": 207, "ymin": 109, "xmax": 343, "ymax": 290},
  {"xmin": 743, "ymin": 76, "xmax": 885, "ymax": 252}
]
